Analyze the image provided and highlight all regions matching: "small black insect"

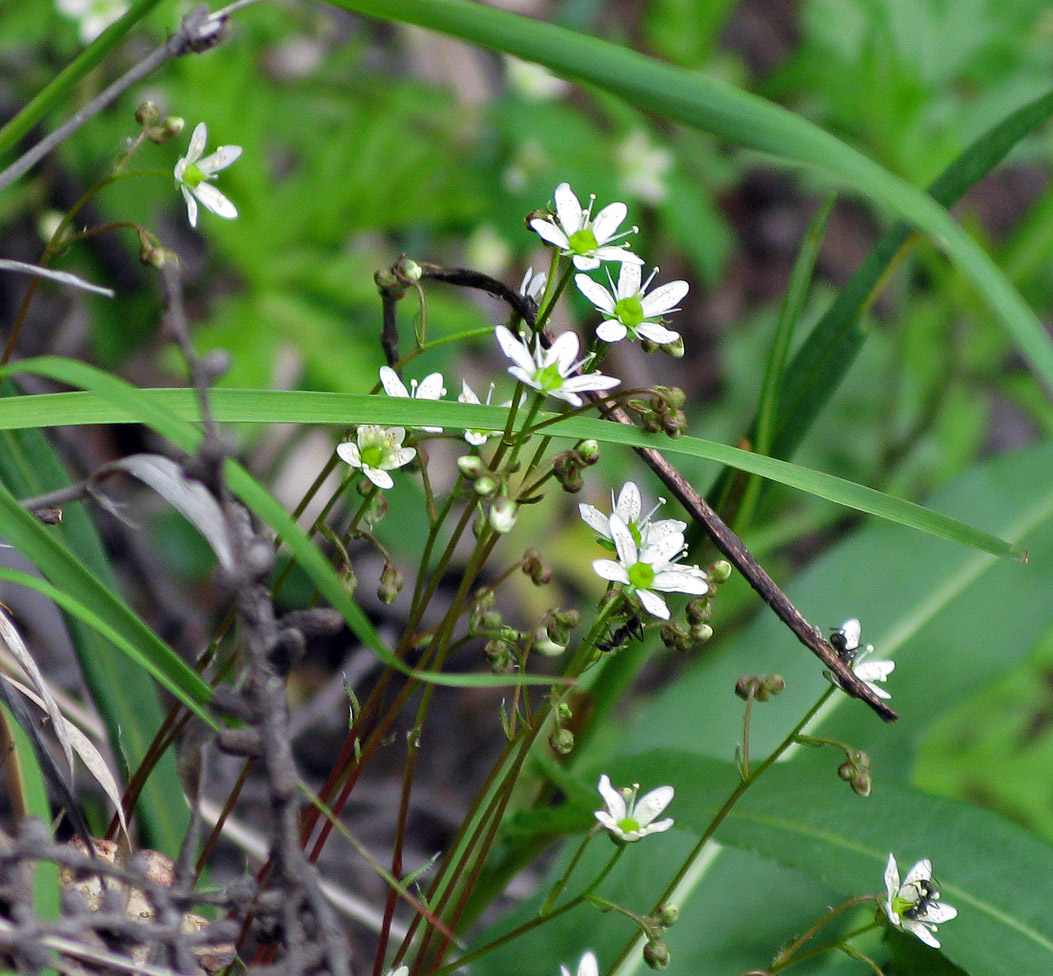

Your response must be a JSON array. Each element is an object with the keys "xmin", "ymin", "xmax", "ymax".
[
  {"xmin": 902, "ymin": 879, "xmax": 939, "ymax": 920},
  {"xmin": 598, "ymin": 615, "xmax": 644, "ymax": 653},
  {"xmin": 829, "ymin": 618, "xmax": 862, "ymax": 665}
]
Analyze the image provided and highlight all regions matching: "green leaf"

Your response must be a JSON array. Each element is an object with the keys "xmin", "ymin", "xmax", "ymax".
[
  {"xmin": 326, "ymin": 0, "xmax": 1053, "ymax": 390},
  {"xmin": 0, "ymin": 385, "xmax": 1022, "ymax": 559}
]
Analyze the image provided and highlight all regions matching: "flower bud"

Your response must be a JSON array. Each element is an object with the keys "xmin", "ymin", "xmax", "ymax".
[
  {"xmin": 397, "ymin": 257, "xmax": 422, "ymax": 282},
  {"xmin": 689, "ymin": 623, "xmax": 713, "ymax": 644},
  {"xmin": 473, "ymin": 475, "xmax": 498, "ymax": 497},
  {"xmin": 577, "ymin": 439, "xmax": 600, "ymax": 464},
  {"xmin": 534, "ymin": 627, "xmax": 566, "ymax": 656},
  {"xmin": 736, "ymin": 674, "xmax": 783, "ymax": 701},
  {"xmin": 458, "ymin": 455, "xmax": 487, "ymax": 479},
  {"xmin": 135, "ymin": 101, "xmax": 160, "ymax": 126},
  {"xmin": 549, "ymin": 728, "xmax": 574, "ymax": 755},
  {"xmin": 378, "ymin": 562, "xmax": 405, "ymax": 604},
  {"xmin": 643, "ymin": 941, "xmax": 670, "ymax": 970},
  {"xmin": 161, "ymin": 116, "xmax": 185, "ymax": 138},
  {"xmin": 851, "ymin": 773, "xmax": 872, "ymax": 797},
  {"xmin": 489, "ymin": 496, "xmax": 518, "ymax": 534},
  {"xmin": 686, "ymin": 598, "xmax": 712, "ymax": 624},
  {"xmin": 662, "ymin": 336, "xmax": 685, "ymax": 359},
  {"xmin": 484, "ymin": 639, "xmax": 515, "ymax": 673},
  {"xmin": 654, "ymin": 904, "xmax": 679, "ymax": 926},
  {"xmin": 709, "ymin": 560, "xmax": 733, "ymax": 584}
]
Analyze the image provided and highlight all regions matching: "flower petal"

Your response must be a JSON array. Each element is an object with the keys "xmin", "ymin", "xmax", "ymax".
[
  {"xmin": 191, "ymin": 182, "xmax": 238, "ymax": 219},
  {"xmin": 633, "ymin": 785, "xmax": 673, "ymax": 826},
  {"xmin": 336, "ymin": 442, "xmax": 361, "ymax": 466},
  {"xmin": 902, "ymin": 919, "xmax": 941, "ymax": 948},
  {"xmin": 652, "ymin": 569, "xmax": 709, "ymax": 595},
  {"xmin": 530, "ymin": 218, "xmax": 570, "ymax": 249},
  {"xmin": 591, "ymin": 201, "xmax": 628, "ymax": 244},
  {"xmin": 884, "ymin": 853, "xmax": 901, "ymax": 903},
  {"xmin": 592, "ymin": 559, "xmax": 629, "ymax": 585},
  {"xmin": 364, "ymin": 467, "xmax": 394, "ymax": 490},
  {"xmin": 577, "ymin": 952, "xmax": 599, "ymax": 976},
  {"xmin": 615, "ymin": 482, "xmax": 642, "ymax": 523},
  {"xmin": 615, "ymin": 261, "xmax": 642, "ymax": 298},
  {"xmin": 640, "ymin": 280, "xmax": 688, "ymax": 316},
  {"xmin": 592, "ymin": 246, "xmax": 643, "ymax": 265},
  {"xmin": 553, "ymin": 182, "xmax": 584, "ymax": 234},
  {"xmin": 607, "ymin": 514, "xmax": 637, "ymax": 566},
  {"xmin": 597, "ymin": 775, "xmax": 626, "ymax": 820},
  {"xmin": 575, "ymin": 274, "xmax": 616, "ymax": 313},
  {"xmin": 579, "ymin": 503, "xmax": 611, "ymax": 537},
  {"xmin": 636, "ymin": 322, "xmax": 680, "ymax": 345},
  {"xmin": 495, "ymin": 326, "xmax": 537, "ymax": 374},
  {"xmin": 637, "ymin": 588, "xmax": 670, "ymax": 619},
  {"xmin": 180, "ymin": 185, "xmax": 198, "ymax": 228},
  {"xmin": 379, "ymin": 366, "xmax": 409, "ymax": 398},
  {"xmin": 197, "ymin": 144, "xmax": 242, "ymax": 174},
  {"xmin": 185, "ymin": 122, "xmax": 207, "ymax": 165},
  {"xmin": 902, "ymin": 859, "xmax": 932, "ymax": 888},
  {"xmin": 596, "ymin": 320, "xmax": 628, "ymax": 342},
  {"xmin": 415, "ymin": 372, "xmax": 446, "ymax": 400},
  {"xmin": 546, "ymin": 330, "xmax": 581, "ymax": 371}
]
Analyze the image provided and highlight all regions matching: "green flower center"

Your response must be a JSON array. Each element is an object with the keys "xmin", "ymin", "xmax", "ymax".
[
  {"xmin": 891, "ymin": 894, "xmax": 917, "ymax": 917},
  {"xmin": 614, "ymin": 295, "xmax": 644, "ymax": 328},
  {"xmin": 182, "ymin": 162, "xmax": 206, "ymax": 188},
  {"xmin": 568, "ymin": 227, "xmax": 598, "ymax": 255},
  {"xmin": 617, "ymin": 816, "xmax": 640, "ymax": 834},
  {"xmin": 627, "ymin": 561, "xmax": 655, "ymax": 590},
  {"xmin": 535, "ymin": 362, "xmax": 565, "ymax": 392},
  {"xmin": 360, "ymin": 445, "xmax": 385, "ymax": 468}
]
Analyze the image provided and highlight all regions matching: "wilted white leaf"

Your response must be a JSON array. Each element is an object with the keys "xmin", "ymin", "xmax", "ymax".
[{"xmin": 0, "ymin": 259, "xmax": 115, "ymax": 297}]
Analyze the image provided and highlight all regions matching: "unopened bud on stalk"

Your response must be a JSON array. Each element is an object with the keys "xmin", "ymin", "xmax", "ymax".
[
  {"xmin": 643, "ymin": 941, "xmax": 670, "ymax": 970},
  {"xmin": 654, "ymin": 904, "xmax": 679, "ymax": 926},
  {"xmin": 397, "ymin": 256, "xmax": 423, "ymax": 282},
  {"xmin": 549, "ymin": 728, "xmax": 574, "ymax": 755},
  {"xmin": 709, "ymin": 560, "xmax": 733, "ymax": 584},
  {"xmin": 378, "ymin": 562, "xmax": 404, "ymax": 604},
  {"xmin": 490, "ymin": 496, "xmax": 518, "ymax": 533},
  {"xmin": 577, "ymin": 439, "xmax": 600, "ymax": 464},
  {"xmin": 458, "ymin": 455, "xmax": 487, "ymax": 479},
  {"xmin": 662, "ymin": 336, "xmax": 685, "ymax": 359},
  {"xmin": 135, "ymin": 101, "xmax": 160, "ymax": 126}
]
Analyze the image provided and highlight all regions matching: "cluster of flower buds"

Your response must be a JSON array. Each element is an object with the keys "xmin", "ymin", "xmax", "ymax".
[
  {"xmin": 837, "ymin": 748, "xmax": 872, "ymax": 797},
  {"xmin": 552, "ymin": 439, "xmax": 600, "ymax": 493},
  {"xmin": 377, "ymin": 560, "xmax": 405, "ymax": 605},
  {"xmin": 522, "ymin": 549, "xmax": 552, "ymax": 586},
  {"xmin": 734, "ymin": 673, "xmax": 786, "ymax": 702},
  {"xmin": 627, "ymin": 386, "xmax": 687, "ymax": 438},
  {"xmin": 135, "ymin": 102, "xmax": 185, "ymax": 144}
]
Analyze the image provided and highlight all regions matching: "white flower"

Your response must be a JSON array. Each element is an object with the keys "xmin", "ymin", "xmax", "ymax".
[
  {"xmin": 579, "ymin": 482, "xmax": 686, "ymax": 552},
  {"xmin": 594, "ymin": 774, "xmax": 674, "ymax": 842},
  {"xmin": 458, "ymin": 381, "xmax": 498, "ymax": 446},
  {"xmin": 173, "ymin": 123, "xmax": 241, "ymax": 228},
  {"xmin": 826, "ymin": 618, "xmax": 895, "ymax": 700},
  {"xmin": 575, "ymin": 264, "xmax": 686, "ymax": 345},
  {"xmin": 57, "ymin": 0, "xmax": 127, "ymax": 43},
  {"xmin": 379, "ymin": 366, "xmax": 446, "ymax": 433},
  {"xmin": 519, "ymin": 267, "xmax": 548, "ymax": 302},
  {"xmin": 530, "ymin": 183, "xmax": 643, "ymax": 271},
  {"xmin": 615, "ymin": 129, "xmax": 673, "ymax": 205},
  {"xmin": 336, "ymin": 425, "xmax": 415, "ymax": 490},
  {"xmin": 494, "ymin": 326, "xmax": 619, "ymax": 407},
  {"xmin": 591, "ymin": 513, "xmax": 708, "ymax": 620},
  {"xmin": 561, "ymin": 951, "xmax": 598, "ymax": 976},
  {"xmin": 883, "ymin": 854, "xmax": 958, "ymax": 948}
]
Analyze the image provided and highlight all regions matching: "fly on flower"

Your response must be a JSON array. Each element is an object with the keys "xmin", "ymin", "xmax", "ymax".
[
  {"xmin": 883, "ymin": 853, "xmax": 957, "ymax": 948},
  {"xmin": 825, "ymin": 618, "xmax": 894, "ymax": 700}
]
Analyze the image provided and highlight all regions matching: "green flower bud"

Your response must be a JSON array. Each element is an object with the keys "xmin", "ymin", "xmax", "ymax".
[
  {"xmin": 709, "ymin": 560, "xmax": 733, "ymax": 584},
  {"xmin": 654, "ymin": 904, "xmax": 679, "ymax": 926},
  {"xmin": 643, "ymin": 941, "xmax": 670, "ymax": 970},
  {"xmin": 577, "ymin": 439, "xmax": 600, "ymax": 464},
  {"xmin": 458, "ymin": 455, "xmax": 487, "ymax": 479},
  {"xmin": 549, "ymin": 728, "xmax": 575, "ymax": 755},
  {"xmin": 662, "ymin": 336, "xmax": 686, "ymax": 359},
  {"xmin": 135, "ymin": 101, "xmax": 160, "ymax": 126}
]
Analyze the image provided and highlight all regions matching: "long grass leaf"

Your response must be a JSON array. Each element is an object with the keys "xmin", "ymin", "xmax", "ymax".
[
  {"xmin": 0, "ymin": 383, "xmax": 1019, "ymax": 559},
  {"xmin": 327, "ymin": 0, "xmax": 1053, "ymax": 390}
]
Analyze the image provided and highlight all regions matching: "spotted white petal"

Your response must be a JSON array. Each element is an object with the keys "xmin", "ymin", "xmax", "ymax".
[
  {"xmin": 579, "ymin": 503, "xmax": 611, "ymax": 537},
  {"xmin": 553, "ymin": 182, "xmax": 585, "ymax": 234},
  {"xmin": 495, "ymin": 326, "xmax": 537, "ymax": 375},
  {"xmin": 592, "ymin": 558, "xmax": 629, "ymax": 585},
  {"xmin": 632, "ymin": 784, "xmax": 674, "ymax": 826},
  {"xmin": 190, "ymin": 182, "xmax": 237, "ymax": 220},
  {"xmin": 575, "ymin": 273, "xmax": 617, "ymax": 313},
  {"xmin": 185, "ymin": 122, "xmax": 207, "ymax": 165},
  {"xmin": 197, "ymin": 144, "xmax": 242, "ymax": 175},
  {"xmin": 530, "ymin": 218, "xmax": 570, "ymax": 249},
  {"xmin": 596, "ymin": 775, "xmax": 626, "ymax": 821},
  {"xmin": 652, "ymin": 568, "xmax": 710, "ymax": 596},
  {"xmin": 839, "ymin": 618, "xmax": 862, "ymax": 652},
  {"xmin": 596, "ymin": 319, "xmax": 629, "ymax": 342},
  {"xmin": 180, "ymin": 185, "xmax": 199, "ymax": 227},
  {"xmin": 379, "ymin": 366, "xmax": 409, "ymax": 398},
  {"xmin": 636, "ymin": 322, "xmax": 680, "ymax": 345},
  {"xmin": 591, "ymin": 201, "xmax": 629, "ymax": 245},
  {"xmin": 613, "ymin": 482, "xmax": 642, "ymax": 523},
  {"xmin": 637, "ymin": 588, "xmax": 670, "ymax": 618}
]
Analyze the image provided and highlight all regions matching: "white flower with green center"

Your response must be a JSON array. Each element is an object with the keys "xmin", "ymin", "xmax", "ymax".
[
  {"xmin": 575, "ymin": 264, "xmax": 686, "ymax": 345},
  {"xmin": 494, "ymin": 326, "xmax": 619, "ymax": 407},
  {"xmin": 519, "ymin": 266, "xmax": 548, "ymax": 302},
  {"xmin": 561, "ymin": 951, "xmax": 598, "ymax": 976},
  {"xmin": 173, "ymin": 123, "xmax": 241, "ymax": 229},
  {"xmin": 594, "ymin": 774, "xmax": 674, "ymax": 842},
  {"xmin": 883, "ymin": 854, "xmax": 957, "ymax": 948},
  {"xmin": 825, "ymin": 618, "xmax": 895, "ymax": 700},
  {"xmin": 379, "ymin": 366, "xmax": 446, "ymax": 433},
  {"xmin": 336, "ymin": 425, "xmax": 415, "ymax": 490},
  {"xmin": 530, "ymin": 182, "xmax": 643, "ymax": 271},
  {"xmin": 591, "ymin": 513, "xmax": 707, "ymax": 620},
  {"xmin": 579, "ymin": 481, "xmax": 686, "ymax": 553},
  {"xmin": 57, "ymin": 0, "xmax": 127, "ymax": 43}
]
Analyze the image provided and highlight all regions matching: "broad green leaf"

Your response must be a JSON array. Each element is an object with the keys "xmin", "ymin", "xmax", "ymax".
[
  {"xmin": 0, "ymin": 385, "xmax": 1022, "ymax": 559},
  {"xmin": 327, "ymin": 0, "xmax": 1053, "ymax": 391}
]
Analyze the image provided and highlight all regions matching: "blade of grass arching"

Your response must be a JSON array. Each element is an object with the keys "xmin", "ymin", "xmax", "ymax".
[
  {"xmin": 768, "ymin": 85, "xmax": 1053, "ymax": 461},
  {"xmin": 0, "ymin": 390, "xmax": 191, "ymax": 850},
  {"xmin": 0, "ymin": 0, "xmax": 165, "ymax": 166},
  {"xmin": 0, "ymin": 700, "xmax": 61, "ymax": 933},
  {"xmin": 0, "ymin": 384, "xmax": 1022, "ymax": 560},
  {"xmin": 730, "ymin": 195, "xmax": 835, "ymax": 534},
  {"xmin": 329, "ymin": 0, "xmax": 1053, "ymax": 391}
]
